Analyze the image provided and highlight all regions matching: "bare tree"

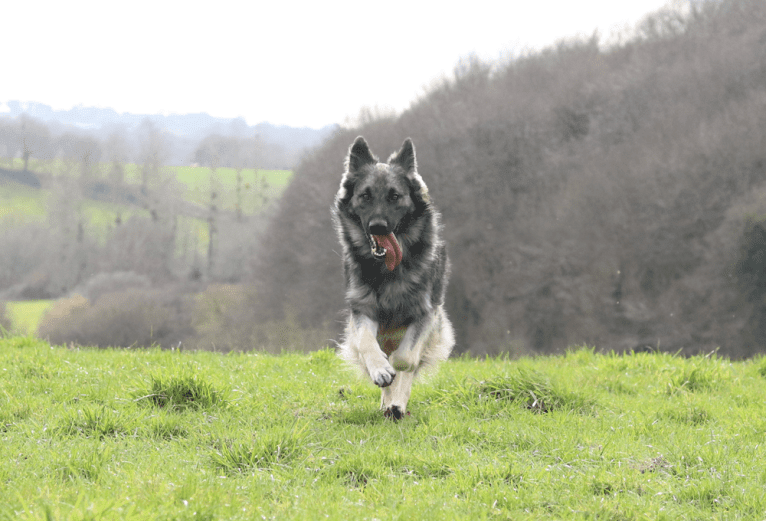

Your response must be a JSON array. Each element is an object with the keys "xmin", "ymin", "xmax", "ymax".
[
  {"xmin": 19, "ymin": 114, "xmax": 52, "ymax": 172},
  {"xmin": 229, "ymin": 138, "xmax": 248, "ymax": 222},
  {"xmin": 0, "ymin": 120, "xmax": 16, "ymax": 167},
  {"xmin": 75, "ymin": 135, "xmax": 102, "ymax": 184},
  {"xmin": 137, "ymin": 118, "xmax": 169, "ymax": 196},
  {"xmin": 105, "ymin": 130, "xmax": 129, "ymax": 186}
]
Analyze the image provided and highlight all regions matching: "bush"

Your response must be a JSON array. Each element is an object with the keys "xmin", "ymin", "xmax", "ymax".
[
  {"xmin": 187, "ymin": 284, "xmax": 332, "ymax": 352},
  {"xmin": 39, "ymin": 288, "xmax": 193, "ymax": 348},
  {"xmin": 71, "ymin": 271, "xmax": 151, "ymax": 304}
]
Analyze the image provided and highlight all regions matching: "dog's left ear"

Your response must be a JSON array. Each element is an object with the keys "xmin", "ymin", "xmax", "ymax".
[
  {"xmin": 390, "ymin": 138, "xmax": 417, "ymax": 174},
  {"xmin": 389, "ymin": 138, "xmax": 430, "ymax": 203}
]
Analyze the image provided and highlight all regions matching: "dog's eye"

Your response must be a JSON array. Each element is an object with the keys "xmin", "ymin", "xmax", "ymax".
[
  {"xmin": 389, "ymin": 193, "xmax": 399, "ymax": 202},
  {"xmin": 361, "ymin": 192, "xmax": 371, "ymax": 202}
]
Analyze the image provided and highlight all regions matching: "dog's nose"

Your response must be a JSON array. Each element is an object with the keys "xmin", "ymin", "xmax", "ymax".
[{"xmin": 369, "ymin": 219, "xmax": 388, "ymax": 235}]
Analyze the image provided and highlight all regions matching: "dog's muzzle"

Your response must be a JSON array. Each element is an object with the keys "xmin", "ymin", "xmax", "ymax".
[
  {"xmin": 368, "ymin": 232, "xmax": 402, "ymax": 271},
  {"xmin": 369, "ymin": 234, "xmax": 387, "ymax": 259}
]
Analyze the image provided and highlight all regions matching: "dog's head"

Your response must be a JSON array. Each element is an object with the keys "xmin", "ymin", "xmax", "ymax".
[{"xmin": 335, "ymin": 137, "xmax": 430, "ymax": 270}]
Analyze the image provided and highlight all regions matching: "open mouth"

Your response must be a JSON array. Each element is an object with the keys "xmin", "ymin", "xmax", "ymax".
[
  {"xmin": 368, "ymin": 234, "xmax": 387, "ymax": 259},
  {"xmin": 368, "ymin": 232, "xmax": 402, "ymax": 271}
]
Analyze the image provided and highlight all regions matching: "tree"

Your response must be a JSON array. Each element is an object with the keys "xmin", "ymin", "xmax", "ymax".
[
  {"xmin": 137, "ymin": 118, "xmax": 169, "ymax": 195},
  {"xmin": 75, "ymin": 135, "xmax": 102, "ymax": 183},
  {"xmin": 0, "ymin": 120, "xmax": 16, "ymax": 167},
  {"xmin": 104, "ymin": 130, "xmax": 129, "ymax": 186},
  {"xmin": 18, "ymin": 114, "xmax": 52, "ymax": 172}
]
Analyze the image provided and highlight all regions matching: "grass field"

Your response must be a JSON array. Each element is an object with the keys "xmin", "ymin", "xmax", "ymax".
[
  {"xmin": 3, "ymin": 301, "xmax": 52, "ymax": 336},
  {"xmin": 1, "ymin": 159, "xmax": 293, "ymax": 221},
  {"xmin": 2, "ymin": 338, "xmax": 766, "ymax": 520},
  {"xmin": 170, "ymin": 166, "xmax": 292, "ymax": 214},
  {"xmin": 0, "ymin": 183, "xmax": 48, "ymax": 226},
  {"xmin": 0, "ymin": 161, "xmax": 292, "ymax": 257}
]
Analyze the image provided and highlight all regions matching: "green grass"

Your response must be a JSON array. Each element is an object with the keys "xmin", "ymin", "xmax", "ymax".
[
  {"xmin": 172, "ymin": 166, "xmax": 293, "ymax": 214},
  {"xmin": 0, "ymin": 162, "xmax": 291, "ymax": 259},
  {"xmin": 0, "ymin": 160, "xmax": 292, "ymax": 222},
  {"xmin": 2, "ymin": 340, "xmax": 766, "ymax": 519},
  {"xmin": 4, "ymin": 300, "xmax": 53, "ymax": 335},
  {"xmin": 0, "ymin": 183, "xmax": 48, "ymax": 226}
]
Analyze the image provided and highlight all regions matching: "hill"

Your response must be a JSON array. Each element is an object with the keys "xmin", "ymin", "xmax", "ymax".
[
  {"xmin": 1, "ymin": 100, "xmax": 338, "ymax": 167},
  {"xmin": 250, "ymin": 0, "xmax": 766, "ymax": 358},
  {"xmin": 3, "ymin": 338, "xmax": 766, "ymax": 519}
]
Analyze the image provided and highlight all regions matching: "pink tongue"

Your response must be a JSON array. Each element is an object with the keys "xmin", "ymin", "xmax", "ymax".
[{"xmin": 372, "ymin": 233, "xmax": 402, "ymax": 271}]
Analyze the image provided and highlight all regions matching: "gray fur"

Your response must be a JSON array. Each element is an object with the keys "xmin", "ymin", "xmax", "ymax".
[{"xmin": 332, "ymin": 136, "xmax": 455, "ymax": 419}]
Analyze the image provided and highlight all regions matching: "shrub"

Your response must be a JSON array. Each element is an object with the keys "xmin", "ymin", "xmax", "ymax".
[
  {"xmin": 187, "ymin": 284, "xmax": 332, "ymax": 352},
  {"xmin": 72, "ymin": 271, "xmax": 151, "ymax": 304},
  {"xmin": 39, "ymin": 288, "xmax": 193, "ymax": 348}
]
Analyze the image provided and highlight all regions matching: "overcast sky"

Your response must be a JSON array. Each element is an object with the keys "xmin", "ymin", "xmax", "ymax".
[{"xmin": 3, "ymin": 0, "xmax": 675, "ymax": 129}]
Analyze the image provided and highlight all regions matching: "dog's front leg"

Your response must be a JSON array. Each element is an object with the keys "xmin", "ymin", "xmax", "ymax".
[
  {"xmin": 381, "ymin": 370, "xmax": 415, "ymax": 419},
  {"xmin": 350, "ymin": 314, "xmax": 396, "ymax": 387},
  {"xmin": 383, "ymin": 316, "xmax": 434, "ymax": 418},
  {"xmin": 388, "ymin": 315, "xmax": 433, "ymax": 373}
]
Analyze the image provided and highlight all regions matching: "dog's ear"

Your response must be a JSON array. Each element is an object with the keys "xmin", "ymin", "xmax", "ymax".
[
  {"xmin": 338, "ymin": 136, "xmax": 377, "ymax": 204},
  {"xmin": 389, "ymin": 138, "xmax": 416, "ymax": 174},
  {"xmin": 347, "ymin": 136, "xmax": 377, "ymax": 174},
  {"xmin": 389, "ymin": 138, "xmax": 430, "ymax": 204}
]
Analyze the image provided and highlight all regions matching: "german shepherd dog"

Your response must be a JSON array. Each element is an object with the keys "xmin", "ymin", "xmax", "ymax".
[{"xmin": 333, "ymin": 136, "xmax": 455, "ymax": 420}]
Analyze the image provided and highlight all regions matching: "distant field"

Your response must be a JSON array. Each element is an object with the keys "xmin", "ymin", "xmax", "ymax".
[
  {"xmin": 2, "ymin": 340, "xmax": 766, "ymax": 519},
  {"xmin": 4, "ymin": 300, "xmax": 52, "ymax": 335},
  {"xmin": 0, "ymin": 183, "xmax": 47, "ymax": 226},
  {"xmin": 3, "ymin": 158, "xmax": 292, "ymax": 216},
  {"xmin": 0, "ymin": 162, "xmax": 292, "ymax": 252},
  {"xmin": 170, "ymin": 166, "xmax": 293, "ymax": 214}
]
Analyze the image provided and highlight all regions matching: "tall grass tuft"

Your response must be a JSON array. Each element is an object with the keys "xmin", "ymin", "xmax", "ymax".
[
  {"xmin": 666, "ymin": 355, "xmax": 727, "ymax": 394},
  {"xmin": 211, "ymin": 422, "xmax": 310, "ymax": 474},
  {"xmin": 56, "ymin": 405, "xmax": 133, "ymax": 439},
  {"xmin": 475, "ymin": 369, "xmax": 593, "ymax": 413},
  {"xmin": 54, "ymin": 442, "xmax": 113, "ymax": 482},
  {"xmin": 134, "ymin": 371, "xmax": 227, "ymax": 411}
]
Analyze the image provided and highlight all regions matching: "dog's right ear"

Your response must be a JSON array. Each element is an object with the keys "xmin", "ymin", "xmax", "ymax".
[
  {"xmin": 338, "ymin": 136, "xmax": 377, "ymax": 204},
  {"xmin": 347, "ymin": 136, "xmax": 376, "ymax": 174}
]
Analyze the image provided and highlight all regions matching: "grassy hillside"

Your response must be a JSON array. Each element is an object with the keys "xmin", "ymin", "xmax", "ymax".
[
  {"xmin": 0, "ymin": 163, "xmax": 293, "ymax": 289},
  {"xmin": 0, "ymin": 182, "xmax": 47, "ymax": 226},
  {"xmin": 2, "ymin": 338, "xmax": 766, "ymax": 519},
  {"xmin": 1, "ymin": 161, "xmax": 292, "ymax": 220},
  {"xmin": 171, "ymin": 166, "xmax": 292, "ymax": 213},
  {"xmin": 3, "ymin": 300, "xmax": 52, "ymax": 335}
]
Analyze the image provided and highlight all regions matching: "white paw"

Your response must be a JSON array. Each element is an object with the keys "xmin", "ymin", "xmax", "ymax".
[{"xmin": 369, "ymin": 363, "xmax": 396, "ymax": 387}]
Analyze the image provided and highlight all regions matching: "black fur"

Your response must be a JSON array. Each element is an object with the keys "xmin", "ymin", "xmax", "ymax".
[
  {"xmin": 333, "ymin": 137, "xmax": 449, "ymax": 331},
  {"xmin": 333, "ymin": 137, "xmax": 455, "ymax": 418}
]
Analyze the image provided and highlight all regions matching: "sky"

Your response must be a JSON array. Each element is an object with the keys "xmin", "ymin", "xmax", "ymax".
[{"xmin": 3, "ymin": 0, "xmax": 675, "ymax": 129}]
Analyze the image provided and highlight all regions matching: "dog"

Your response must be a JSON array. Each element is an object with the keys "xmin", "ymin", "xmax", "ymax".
[{"xmin": 332, "ymin": 136, "xmax": 455, "ymax": 420}]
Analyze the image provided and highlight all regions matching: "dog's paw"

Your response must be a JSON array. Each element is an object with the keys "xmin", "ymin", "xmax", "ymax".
[
  {"xmin": 370, "ymin": 365, "xmax": 396, "ymax": 387},
  {"xmin": 383, "ymin": 406, "xmax": 411, "ymax": 421}
]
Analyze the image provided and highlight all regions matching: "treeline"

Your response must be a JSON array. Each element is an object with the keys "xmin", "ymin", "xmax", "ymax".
[
  {"xmin": 245, "ymin": 0, "xmax": 766, "ymax": 358},
  {"xmin": 0, "ymin": 116, "xmax": 292, "ymax": 175},
  {"xmin": 0, "ymin": 115, "xmax": 279, "ymax": 301},
  {"xmin": 0, "ymin": 109, "xmax": 327, "ymax": 170}
]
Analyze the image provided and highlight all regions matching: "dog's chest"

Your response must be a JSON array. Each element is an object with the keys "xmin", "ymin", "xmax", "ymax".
[
  {"xmin": 376, "ymin": 276, "xmax": 410, "ymax": 307},
  {"xmin": 377, "ymin": 324, "xmax": 407, "ymax": 356},
  {"xmin": 375, "ymin": 275, "xmax": 430, "ymax": 324}
]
